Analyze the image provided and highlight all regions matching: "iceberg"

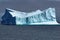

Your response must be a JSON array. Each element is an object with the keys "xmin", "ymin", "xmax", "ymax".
[{"xmin": 1, "ymin": 8, "xmax": 59, "ymax": 25}]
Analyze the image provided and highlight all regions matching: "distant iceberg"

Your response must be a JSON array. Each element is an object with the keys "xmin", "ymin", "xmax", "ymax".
[{"xmin": 1, "ymin": 8, "xmax": 59, "ymax": 25}]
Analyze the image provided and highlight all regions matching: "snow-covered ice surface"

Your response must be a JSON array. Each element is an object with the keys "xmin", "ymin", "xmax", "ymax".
[{"xmin": 6, "ymin": 8, "xmax": 59, "ymax": 25}]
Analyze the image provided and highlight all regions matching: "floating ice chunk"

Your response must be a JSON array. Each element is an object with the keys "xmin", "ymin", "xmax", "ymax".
[{"xmin": 1, "ymin": 8, "xmax": 59, "ymax": 25}]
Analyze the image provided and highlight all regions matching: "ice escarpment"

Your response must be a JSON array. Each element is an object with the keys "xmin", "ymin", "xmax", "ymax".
[{"xmin": 6, "ymin": 8, "xmax": 58, "ymax": 25}]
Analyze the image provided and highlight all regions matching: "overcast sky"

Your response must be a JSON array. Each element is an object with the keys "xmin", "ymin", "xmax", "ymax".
[{"xmin": 0, "ymin": 0, "xmax": 60, "ymax": 23}]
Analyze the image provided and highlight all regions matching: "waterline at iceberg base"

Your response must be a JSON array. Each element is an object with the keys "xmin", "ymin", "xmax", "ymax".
[{"xmin": 1, "ymin": 8, "xmax": 59, "ymax": 25}]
